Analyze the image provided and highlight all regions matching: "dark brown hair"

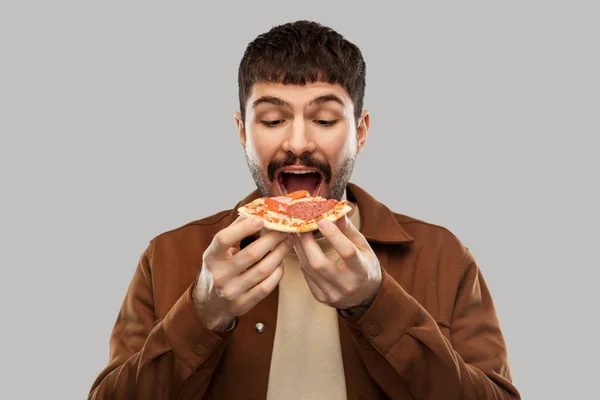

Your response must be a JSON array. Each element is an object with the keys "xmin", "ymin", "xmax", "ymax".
[{"xmin": 238, "ymin": 20, "xmax": 366, "ymax": 124}]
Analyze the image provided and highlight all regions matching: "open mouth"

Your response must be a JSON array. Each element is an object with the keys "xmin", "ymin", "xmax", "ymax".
[{"xmin": 276, "ymin": 167, "xmax": 324, "ymax": 197}]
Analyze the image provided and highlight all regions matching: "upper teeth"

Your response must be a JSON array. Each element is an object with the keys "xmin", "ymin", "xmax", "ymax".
[{"xmin": 284, "ymin": 170, "xmax": 317, "ymax": 174}]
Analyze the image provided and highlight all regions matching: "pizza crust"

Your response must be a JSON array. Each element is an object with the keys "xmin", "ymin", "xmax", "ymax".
[{"xmin": 237, "ymin": 202, "xmax": 352, "ymax": 233}]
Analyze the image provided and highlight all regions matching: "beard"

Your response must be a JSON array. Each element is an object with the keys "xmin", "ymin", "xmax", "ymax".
[{"xmin": 245, "ymin": 151, "xmax": 355, "ymax": 201}]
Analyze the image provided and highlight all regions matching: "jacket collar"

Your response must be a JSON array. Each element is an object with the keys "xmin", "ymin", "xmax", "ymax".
[{"xmin": 228, "ymin": 182, "xmax": 414, "ymax": 245}]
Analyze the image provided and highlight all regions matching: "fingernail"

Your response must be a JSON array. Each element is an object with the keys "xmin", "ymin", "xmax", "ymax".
[
  {"xmin": 286, "ymin": 235, "xmax": 295, "ymax": 246},
  {"xmin": 252, "ymin": 217, "xmax": 263, "ymax": 227},
  {"xmin": 318, "ymin": 219, "xmax": 332, "ymax": 231}
]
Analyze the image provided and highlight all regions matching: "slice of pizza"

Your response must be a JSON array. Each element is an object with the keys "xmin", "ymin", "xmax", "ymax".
[{"xmin": 238, "ymin": 190, "xmax": 352, "ymax": 233}]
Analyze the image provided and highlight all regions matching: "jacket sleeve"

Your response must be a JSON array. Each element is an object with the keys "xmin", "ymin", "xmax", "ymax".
[
  {"xmin": 88, "ymin": 243, "xmax": 232, "ymax": 399},
  {"xmin": 341, "ymin": 249, "xmax": 520, "ymax": 400}
]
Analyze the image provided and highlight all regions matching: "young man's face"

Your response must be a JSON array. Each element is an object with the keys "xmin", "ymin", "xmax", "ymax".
[{"xmin": 235, "ymin": 82, "xmax": 370, "ymax": 200}]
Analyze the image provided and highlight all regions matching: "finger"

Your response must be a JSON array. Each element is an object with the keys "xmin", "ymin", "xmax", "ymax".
[
  {"xmin": 236, "ymin": 262, "xmax": 284, "ymax": 311},
  {"xmin": 334, "ymin": 215, "xmax": 370, "ymax": 250},
  {"xmin": 300, "ymin": 264, "xmax": 346, "ymax": 306},
  {"xmin": 296, "ymin": 232, "xmax": 337, "ymax": 281},
  {"xmin": 230, "ymin": 231, "xmax": 290, "ymax": 273},
  {"xmin": 224, "ymin": 217, "xmax": 249, "ymax": 256},
  {"xmin": 294, "ymin": 234, "xmax": 347, "ymax": 303},
  {"xmin": 211, "ymin": 216, "xmax": 264, "ymax": 254},
  {"xmin": 226, "ymin": 236, "xmax": 294, "ymax": 297},
  {"xmin": 294, "ymin": 236, "xmax": 347, "ymax": 306},
  {"xmin": 299, "ymin": 267, "xmax": 328, "ymax": 303},
  {"xmin": 231, "ymin": 215, "xmax": 246, "ymax": 225},
  {"xmin": 292, "ymin": 236, "xmax": 309, "ymax": 269},
  {"xmin": 293, "ymin": 239, "xmax": 332, "ymax": 286},
  {"xmin": 317, "ymin": 218, "xmax": 363, "ymax": 269}
]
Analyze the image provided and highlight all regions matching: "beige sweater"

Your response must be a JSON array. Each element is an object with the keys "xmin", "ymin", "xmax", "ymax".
[{"xmin": 266, "ymin": 204, "xmax": 361, "ymax": 400}]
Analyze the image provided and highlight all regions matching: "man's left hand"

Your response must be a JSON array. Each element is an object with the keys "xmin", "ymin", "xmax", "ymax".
[{"xmin": 293, "ymin": 215, "xmax": 382, "ymax": 311}]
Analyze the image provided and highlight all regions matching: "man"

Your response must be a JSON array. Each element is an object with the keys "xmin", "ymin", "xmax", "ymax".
[{"xmin": 89, "ymin": 20, "xmax": 520, "ymax": 399}]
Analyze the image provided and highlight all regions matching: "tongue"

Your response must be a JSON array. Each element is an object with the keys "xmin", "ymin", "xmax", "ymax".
[{"xmin": 283, "ymin": 173, "xmax": 320, "ymax": 194}]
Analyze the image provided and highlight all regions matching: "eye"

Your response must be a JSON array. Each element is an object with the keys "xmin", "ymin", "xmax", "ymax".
[
  {"xmin": 260, "ymin": 120, "xmax": 284, "ymax": 127},
  {"xmin": 314, "ymin": 120, "xmax": 338, "ymax": 127}
]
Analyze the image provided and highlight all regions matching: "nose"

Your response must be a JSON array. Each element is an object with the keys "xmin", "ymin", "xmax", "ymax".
[{"xmin": 281, "ymin": 119, "xmax": 316, "ymax": 156}]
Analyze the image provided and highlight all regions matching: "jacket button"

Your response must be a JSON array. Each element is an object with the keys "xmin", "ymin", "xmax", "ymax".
[
  {"xmin": 194, "ymin": 345, "xmax": 206, "ymax": 356},
  {"xmin": 255, "ymin": 322, "xmax": 265, "ymax": 333},
  {"xmin": 368, "ymin": 325, "xmax": 381, "ymax": 337}
]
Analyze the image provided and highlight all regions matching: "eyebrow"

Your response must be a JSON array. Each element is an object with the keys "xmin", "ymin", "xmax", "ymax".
[
  {"xmin": 252, "ymin": 96, "xmax": 293, "ymax": 109},
  {"xmin": 252, "ymin": 94, "xmax": 345, "ymax": 109},
  {"xmin": 308, "ymin": 94, "xmax": 344, "ymax": 107}
]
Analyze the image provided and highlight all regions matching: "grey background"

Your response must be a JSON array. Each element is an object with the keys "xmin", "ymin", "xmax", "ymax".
[{"xmin": 1, "ymin": 1, "xmax": 598, "ymax": 399}]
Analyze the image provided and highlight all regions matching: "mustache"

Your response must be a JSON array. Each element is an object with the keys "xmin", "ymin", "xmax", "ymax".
[{"xmin": 267, "ymin": 153, "xmax": 332, "ymax": 183}]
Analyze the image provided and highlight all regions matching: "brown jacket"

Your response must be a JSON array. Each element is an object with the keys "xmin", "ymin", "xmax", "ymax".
[{"xmin": 89, "ymin": 183, "xmax": 520, "ymax": 399}]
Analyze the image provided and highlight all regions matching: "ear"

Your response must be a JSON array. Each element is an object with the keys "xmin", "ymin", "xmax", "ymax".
[
  {"xmin": 234, "ymin": 112, "xmax": 246, "ymax": 148},
  {"xmin": 356, "ymin": 110, "xmax": 370, "ymax": 154}
]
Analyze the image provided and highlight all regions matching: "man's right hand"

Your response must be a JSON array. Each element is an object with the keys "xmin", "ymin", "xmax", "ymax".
[{"xmin": 193, "ymin": 216, "xmax": 294, "ymax": 331}]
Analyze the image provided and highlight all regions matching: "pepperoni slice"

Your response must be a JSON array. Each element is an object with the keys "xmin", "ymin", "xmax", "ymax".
[
  {"xmin": 286, "ymin": 190, "xmax": 310, "ymax": 200},
  {"xmin": 265, "ymin": 198, "xmax": 289, "ymax": 214},
  {"xmin": 288, "ymin": 199, "xmax": 336, "ymax": 220}
]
